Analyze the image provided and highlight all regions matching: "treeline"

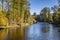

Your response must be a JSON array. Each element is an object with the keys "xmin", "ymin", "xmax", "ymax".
[
  {"xmin": 33, "ymin": 5, "xmax": 60, "ymax": 25},
  {"xmin": 32, "ymin": 0, "xmax": 60, "ymax": 25},
  {"xmin": 0, "ymin": 0, "xmax": 36, "ymax": 26}
]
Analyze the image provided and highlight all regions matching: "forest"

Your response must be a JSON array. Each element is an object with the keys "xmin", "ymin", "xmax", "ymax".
[
  {"xmin": 0, "ymin": 0, "xmax": 60, "ymax": 27},
  {"xmin": 0, "ymin": 0, "xmax": 36, "ymax": 27},
  {"xmin": 33, "ymin": 0, "xmax": 60, "ymax": 26}
]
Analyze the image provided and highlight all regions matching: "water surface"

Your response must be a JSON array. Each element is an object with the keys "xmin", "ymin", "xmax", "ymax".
[
  {"xmin": 25, "ymin": 22, "xmax": 60, "ymax": 40},
  {"xmin": 0, "ymin": 22, "xmax": 60, "ymax": 40}
]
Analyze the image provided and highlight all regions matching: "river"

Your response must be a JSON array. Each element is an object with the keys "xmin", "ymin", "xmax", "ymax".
[{"xmin": 0, "ymin": 22, "xmax": 60, "ymax": 40}]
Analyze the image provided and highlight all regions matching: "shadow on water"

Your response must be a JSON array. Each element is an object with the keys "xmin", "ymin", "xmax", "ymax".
[
  {"xmin": 0, "ymin": 29, "xmax": 8, "ymax": 40},
  {"xmin": 0, "ymin": 28, "xmax": 4, "ymax": 30}
]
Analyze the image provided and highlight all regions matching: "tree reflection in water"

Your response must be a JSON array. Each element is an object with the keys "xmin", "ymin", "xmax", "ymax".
[
  {"xmin": 24, "ymin": 23, "xmax": 60, "ymax": 40},
  {"xmin": 0, "ymin": 23, "xmax": 60, "ymax": 40}
]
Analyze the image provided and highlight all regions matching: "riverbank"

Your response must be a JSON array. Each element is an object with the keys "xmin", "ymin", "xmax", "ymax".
[
  {"xmin": 0, "ymin": 22, "xmax": 36, "ymax": 29},
  {"xmin": 36, "ymin": 21, "xmax": 60, "ymax": 27}
]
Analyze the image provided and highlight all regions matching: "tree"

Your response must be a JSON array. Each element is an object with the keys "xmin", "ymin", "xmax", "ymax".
[
  {"xmin": 33, "ymin": 12, "xmax": 37, "ymax": 19},
  {"xmin": 48, "ymin": 13, "xmax": 53, "ymax": 22},
  {"xmin": 0, "ymin": 9, "xmax": 8, "ymax": 26},
  {"xmin": 51, "ymin": 5, "xmax": 59, "ymax": 13},
  {"xmin": 51, "ymin": 5, "xmax": 59, "ymax": 23},
  {"xmin": 40, "ymin": 7, "xmax": 50, "ymax": 22},
  {"xmin": 0, "ymin": 0, "xmax": 36, "ymax": 26},
  {"xmin": 24, "ymin": 9, "xmax": 30, "ymax": 23},
  {"xmin": 5, "ymin": 0, "xmax": 30, "ymax": 25}
]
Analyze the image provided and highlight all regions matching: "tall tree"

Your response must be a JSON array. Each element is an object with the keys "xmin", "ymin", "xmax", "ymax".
[
  {"xmin": 51, "ymin": 5, "xmax": 59, "ymax": 23},
  {"xmin": 40, "ymin": 7, "xmax": 50, "ymax": 22},
  {"xmin": 5, "ymin": 0, "xmax": 30, "ymax": 25}
]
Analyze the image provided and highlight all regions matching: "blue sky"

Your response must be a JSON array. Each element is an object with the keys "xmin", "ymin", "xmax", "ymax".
[{"xmin": 28, "ymin": 0, "xmax": 58, "ymax": 15}]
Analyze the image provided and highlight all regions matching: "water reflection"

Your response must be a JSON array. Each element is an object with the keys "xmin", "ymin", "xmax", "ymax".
[
  {"xmin": 0, "ymin": 29, "xmax": 8, "ymax": 40},
  {"xmin": 25, "ymin": 22, "xmax": 60, "ymax": 40},
  {"xmin": 7, "ymin": 28, "xmax": 24, "ymax": 40},
  {"xmin": 0, "ymin": 28, "xmax": 24, "ymax": 40},
  {"xmin": 0, "ymin": 22, "xmax": 60, "ymax": 40}
]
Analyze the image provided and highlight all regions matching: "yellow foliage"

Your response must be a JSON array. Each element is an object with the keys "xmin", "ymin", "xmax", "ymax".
[
  {"xmin": 0, "ymin": 10, "xmax": 8, "ymax": 26},
  {"xmin": 0, "ymin": 16, "xmax": 8, "ymax": 26}
]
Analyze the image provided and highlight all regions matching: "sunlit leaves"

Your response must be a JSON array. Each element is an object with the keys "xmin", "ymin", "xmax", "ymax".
[{"xmin": 0, "ymin": 10, "xmax": 8, "ymax": 26}]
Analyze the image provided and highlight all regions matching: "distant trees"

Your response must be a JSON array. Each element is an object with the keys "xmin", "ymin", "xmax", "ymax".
[
  {"xmin": 32, "ymin": 5, "xmax": 60, "ymax": 24},
  {"xmin": 33, "ymin": 12, "xmax": 37, "ymax": 19},
  {"xmin": 31, "ymin": 0, "xmax": 60, "ymax": 25},
  {"xmin": 53, "ymin": 0, "xmax": 60, "ymax": 24},
  {"xmin": 40, "ymin": 7, "xmax": 49, "ymax": 22},
  {"xmin": 39, "ymin": 7, "xmax": 53, "ymax": 22},
  {"xmin": 52, "ymin": 5, "xmax": 60, "ymax": 24}
]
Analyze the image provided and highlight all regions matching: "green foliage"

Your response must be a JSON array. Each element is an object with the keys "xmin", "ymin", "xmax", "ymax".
[
  {"xmin": 0, "ymin": 0, "xmax": 36, "ymax": 26},
  {"xmin": 40, "ymin": 7, "xmax": 53, "ymax": 22},
  {"xmin": 33, "ymin": 12, "xmax": 37, "ymax": 19},
  {"xmin": 53, "ymin": 10, "xmax": 60, "ymax": 24}
]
